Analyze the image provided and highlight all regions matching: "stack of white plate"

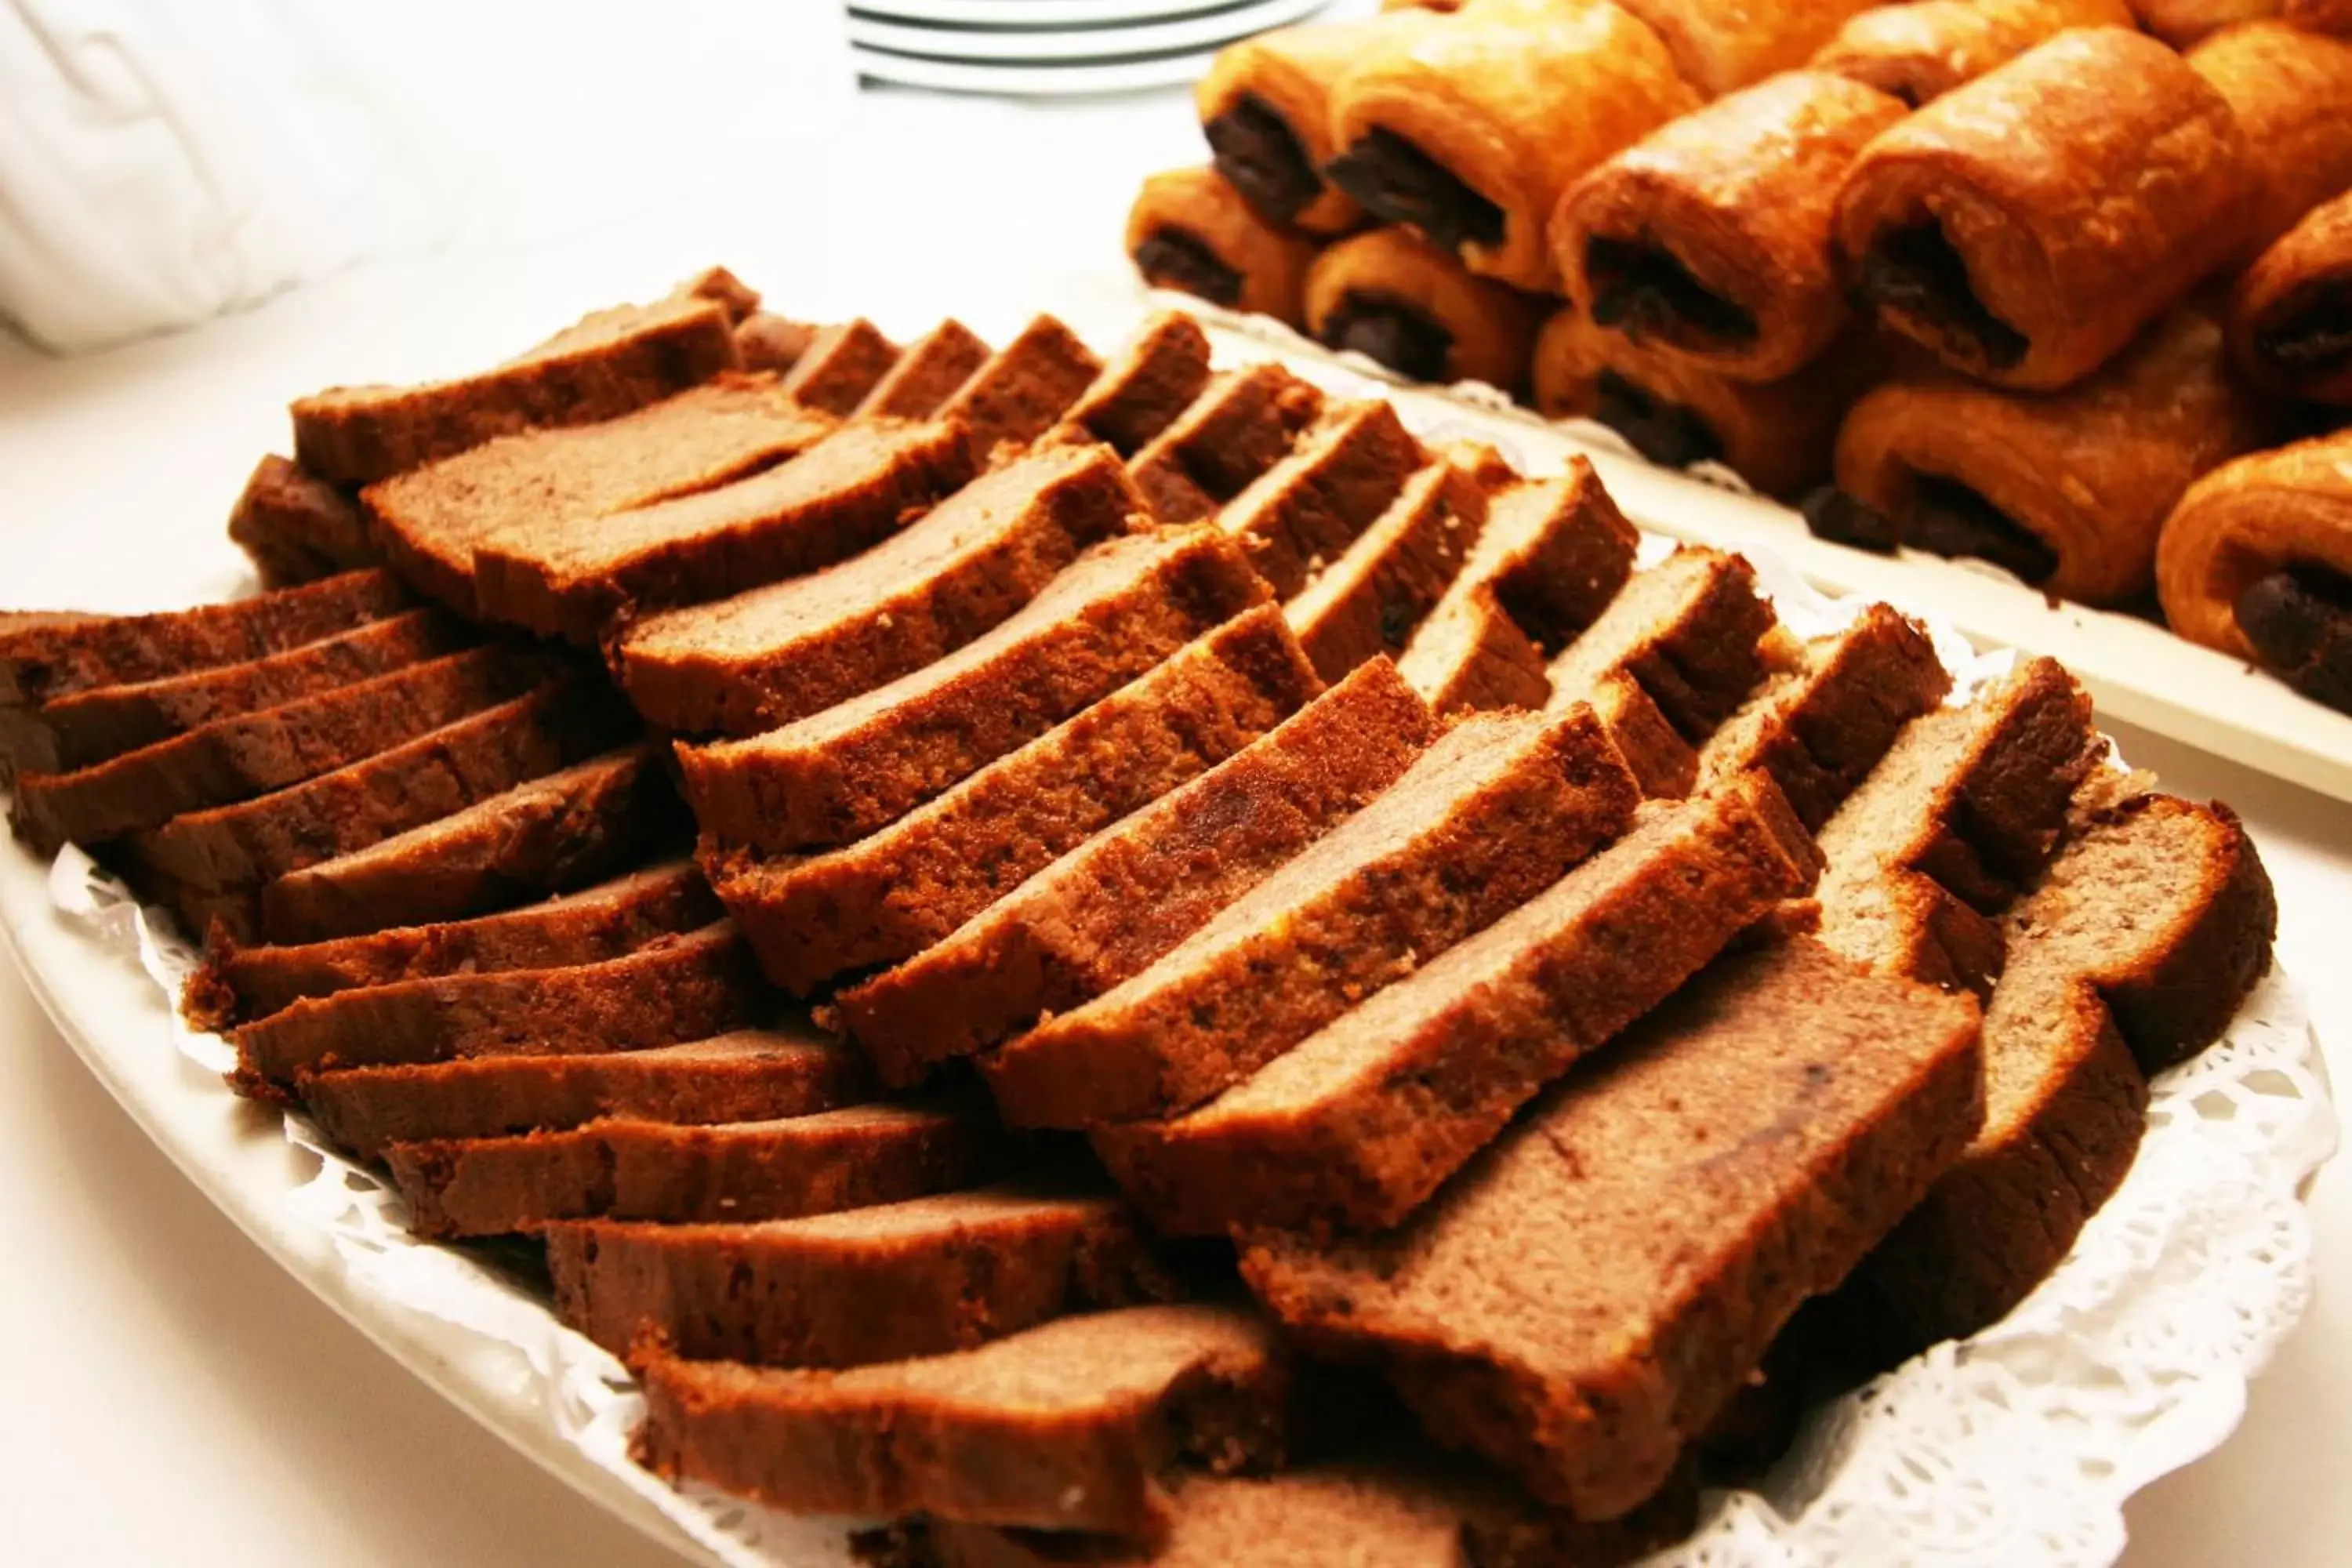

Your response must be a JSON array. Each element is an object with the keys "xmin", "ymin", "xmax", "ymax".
[{"xmin": 849, "ymin": 0, "xmax": 1334, "ymax": 97}]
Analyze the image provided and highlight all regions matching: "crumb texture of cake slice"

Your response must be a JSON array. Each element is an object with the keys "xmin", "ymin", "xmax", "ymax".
[
  {"xmin": 230, "ymin": 920, "xmax": 762, "ymax": 1087},
  {"xmin": 469, "ymin": 416, "xmax": 978, "ymax": 643},
  {"xmin": 1217, "ymin": 401, "xmax": 1426, "ymax": 597},
  {"xmin": 1693, "ymin": 603, "xmax": 1951, "ymax": 830},
  {"xmin": 1051, "ymin": 311, "xmax": 1214, "ymax": 458},
  {"xmin": 778, "ymin": 319, "xmax": 902, "ymax": 415},
  {"xmin": 615, "ymin": 442, "xmax": 1148, "ymax": 736},
  {"xmin": 677, "ymin": 527, "xmax": 1272, "ymax": 854},
  {"xmin": 292, "ymin": 289, "xmax": 742, "ymax": 486},
  {"xmin": 855, "ymin": 321, "xmax": 993, "ymax": 423},
  {"xmin": 23, "ymin": 608, "xmax": 473, "ymax": 775},
  {"xmin": 935, "ymin": 314, "xmax": 1105, "ymax": 459},
  {"xmin": 837, "ymin": 659, "xmax": 1435, "ymax": 1088},
  {"xmin": 365, "ymin": 379, "xmax": 836, "ymax": 615},
  {"xmin": 1544, "ymin": 545, "xmax": 1777, "ymax": 743},
  {"xmin": 129, "ymin": 674, "xmax": 635, "ymax": 896},
  {"xmin": 252, "ymin": 741, "xmax": 685, "ymax": 943},
  {"xmin": 187, "ymin": 856, "xmax": 718, "ymax": 1028},
  {"xmin": 1098, "ymin": 770, "xmax": 1823, "ymax": 1236},
  {"xmin": 632, "ymin": 1304, "xmax": 1289, "ymax": 1537},
  {"xmin": 1285, "ymin": 457, "xmax": 1489, "ymax": 683},
  {"xmin": 546, "ymin": 1179, "xmax": 1178, "ymax": 1368},
  {"xmin": 1242, "ymin": 937, "xmax": 1984, "ymax": 1519},
  {"xmin": 1844, "ymin": 790, "xmax": 2276, "ymax": 1352},
  {"xmin": 1396, "ymin": 463, "xmax": 1640, "ymax": 716},
  {"xmin": 227, "ymin": 454, "xmax": 380, "ymax": 586},
  {"xmin": 387, "ymin": 1101, "xmax": 998, "ymax": 1237},
  {"xmin": 13, "ymin": 645, "xmax": 562, "ymax": 852},
  {"xmin": 1129, "ymin": 364, "xmax": 1325, "ymax": 522},
  {"xmin": 0, "ymin": 569, "xmax": 412, "ymax": 710},
  {"xmin": 1811, "ymin": 655, "xmax": 2103, "ymax": 994},
  {"xmin": 301, "ymin": 1026, "xmax": 869, "ymax": 1161},
  {"xmin": 981, "ymin": 704, "xmax": 1642, "ymax": 1128},
  {"xmin": 709, "ymin": 605, "xmax": 1323, "ymax": 995}
]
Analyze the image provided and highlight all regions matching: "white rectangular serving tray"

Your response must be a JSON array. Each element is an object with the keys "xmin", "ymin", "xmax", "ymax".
[{"xmin": 1192, "ymin": 308, "xmax": 2352, "ymax": 807}]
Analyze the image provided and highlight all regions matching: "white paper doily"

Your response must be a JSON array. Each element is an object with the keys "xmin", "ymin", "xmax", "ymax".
[{"xmin": 24, "ymin": 373, "xmax": 2340, "ymax": 1566}]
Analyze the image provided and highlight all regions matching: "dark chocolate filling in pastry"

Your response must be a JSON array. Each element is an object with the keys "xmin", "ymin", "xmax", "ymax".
[
  {"xmin": 1586, "ymin": 235, "xmax": 1759, "ymax": 349},
  {"xmin": 1322, "ymin": 129, "xmax": 1507, "ymax": 253},
  {"xmin": 1798, "ymin": 477, "xmax": 2057, "ymax": 583},
  {"xmin": 1801, "ymin": 488, "xmax": 1901, "ymax": 554},
  {"xmin": 1204, "ymin": 93, "xmax": 1323, "ymax": 225},
  {"xmin": 1593, "ymin": 369, "xmax": 1723, "ymax": 470},
  {"xmin": 1904, "ymin": 474, "xmax": 2058, "ymax": 584},
  {"xmin": 1857, "ymin": 221, "xmax": 2029, "ymax": 372},
  {"xmin": 2255, "ymin": 281, "xmax": 2352, "ymax": 380},
  {"xmin": 1133, "ymin": 227, "xmax": 1245, "ymax": 309},
  {"xmin": 1319, "ymin": 290, "xmax": 1455, "ymax": 383},
  {"xmin": 2236, "ymin": 562, "xmax": 2352, "ymax": 713}
]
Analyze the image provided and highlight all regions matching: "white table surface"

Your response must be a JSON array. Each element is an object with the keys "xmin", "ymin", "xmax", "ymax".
[{"xmin": 2, "ymin": 77, "xmax": 2347, "ymax": 1568}]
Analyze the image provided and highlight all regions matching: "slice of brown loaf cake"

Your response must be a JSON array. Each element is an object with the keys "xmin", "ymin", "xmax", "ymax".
[
  {"xmin": 870, "ymin": 1453, "xmax": 1698, "ymax": 1568},
  {"xmin": 1585, "ymin": 673, "xmax": 1702, "ymax": 798},
  {"xmin": 1049, "ymin": 312, "xmax": 1214, "ymax": 457},
  {"xmin": 934, "ymin": 314, "xmax": 1105, "ymax": 460},
  {"xmin": 679, "ymin": 527, "xmax": 1271, "ymax": 853},
  {"xmin": 1242, "ymin": 936, "xmax": 1984, "ymax": 1519},
  {"xmin": 365, "ymin": 378, "xmax": 837, "ymax": 615},
  {"xmin": 1843, "ymin": 791, "xmax": 2276, "ymax": 1352},
  {"xmin": 291, "ymin": 290, "xmax": 742, "ymax": 487},
  {"xmin": 0, "ymin": 568, "xmax": 412, "ymax": 710},
  {"xmin": 982, "ymin": 705, "xmax": 1642, "ymax": 1128},
  {"xmin": 252, "ymin": 742, "xmax": 685, "ymax": 942},
  {"xmin": 129, "ymin": 673, "xmax": 635, "ymax": 895},
  {"xmin": 1693, "ymin": 604, "xmax": 1951, "ymax": 831},
  {"xmin": 546, "ymin": 1179, "xmax": 1177, "ymax": 1367},
  {"xmin": 227, "ymin": 454, "xmax": 379, "ymax": 586},
  {"xmin": 232, "ymin": 920, "xmax": 763, "ymax": 1086},
  {"xmin": 854, "ymin": 321, "xmax": 993, "ymax": 422},
  {"xmin": 837, "ymin": 659, "xmax": 1436, "ymax": 1088},
  {"xmin": 13, "ymin": 645, "xmax": 562, "ymax": 851},
  {"xmin": 21, "ymin": 608, "xmax": 474, "ymax": 775},
  {"xmin": 777, "ymin": 319, "xmax": 902, "ymax": 415},
  {"xmin": 1395, "ymin": 465, "xmax": 1639, "ymax": 713},
  {"xmin": 470, "ymin": 417, "xmax": 978, "ymax": 643},
  {"xmin": 1544, "ymin": 545, "xmax": 1777, "ymax": 742},
  {"xmin": 187, "ymin": 858, "xmax": 720, "ymax": 1028},
  {"xmin": 1284, "ymin": 458, "xmax": 1488, "ymax": 683},
  {"xmin": 1810, "ymin": 656, "xmax": 2103, "ymax": 996},
  {"xmin": 1129, "ymin": 364, "xmax": 1325, "ymax": 522},
  {"xmin": 736, "ymin": 313, "xmax": 817, "ymax": 375},
  {"xmin": 301, "ymin": 1026, "xmax": 869, "ymax": 1160},
  {"xmin": 1215, "ymin": 402, "xmax": 1427, "ymax": 597},
  {"xmin": 633, "ymin": 1304, "xmax": 1288, "ymax": 1537},
  {"xmin": 707, "ymin": 607, "xmax": 1324, "ymax": 994},
  {"xmin": 1098, "ymin": 771, "xmax": 1823, "ymax": 1236},
  {"xmin": 614, "ymin": 443, "xmax": 1148, "ymax": 736},
  {"xmin": 389, "ymin": 1102, "xmax": 998, "ymax": 1236}
]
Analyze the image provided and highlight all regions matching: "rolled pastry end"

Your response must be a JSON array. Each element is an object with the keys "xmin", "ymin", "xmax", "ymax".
[
  {"xmin": 1555, "ymin": 71, "xmax": 1905, "ymax": 382},
  {"xmin": 1532, "ymin": 307, "xmax": 1852, "ymax": 500},
  {"xmin": 2158, "ymin": 434, "xmax": 2352, "ymax": 705},
  {"xmin": 1831, "ymin": 311, "xmax": 2267, "ymax": 605},
  {"xmin": 1305, "ymin": 227, "xmax": 1543, "ymax": 395},
  {"xmin": 1833, "ymin": 27, "xmax": 2251, "ymax": 391},
  {"xmin": 1126, "ymin": 167, "xmax": 1318, "ymax": 328},
  {"xmin": 1196, "ymin": 24, "xmax": 1377, "ymax": 236},
  {"xmin": 1810, "ymin": 0, "xmax": 2140, "ymax": 107},
  {"xmin": 2230, "ymin": 190, "xmax": 2352, "ymax": 406}
]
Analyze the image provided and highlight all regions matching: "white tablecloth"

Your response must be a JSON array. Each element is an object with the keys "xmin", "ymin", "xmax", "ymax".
[{"xmin": 0, "ymin": 80, "xmax": 2343, "ymax": 1568}]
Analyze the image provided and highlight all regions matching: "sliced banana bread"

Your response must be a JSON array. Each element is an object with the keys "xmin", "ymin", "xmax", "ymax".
[
  {"xmin": 1215, "ymin": 402, "xmax": 1426, "ymax": 596},
  {"xmin": 1050, "ymin": 312, "xmax": 1214, "ymax": 457},
  {"xmin": 934, "ymin": 314, "xmax": 1105, "ymax": 460},
  {"xmin": 227, "ymin": 454, "xmax": 379, "ymax": 586},
  {"xmin": 1285, "ymin": 458, "xmax": 1488, "ymax": 682},
  {"xmin": 706, "ymin": 606, "xmax": 1323, "ymax": 995},
  {"xmin": 1129, "ymin": 364, "xmax": 1325, "ymax": 522}
]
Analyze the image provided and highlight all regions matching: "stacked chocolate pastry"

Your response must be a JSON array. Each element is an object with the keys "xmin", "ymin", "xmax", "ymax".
[
  {"xmin": 1131, "ymin": 0, "xmax": 2352, "ymax": 717},
  {"xmin": 0, "ymin": 274, "xmax": 2283, "ymax": 1563}
]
